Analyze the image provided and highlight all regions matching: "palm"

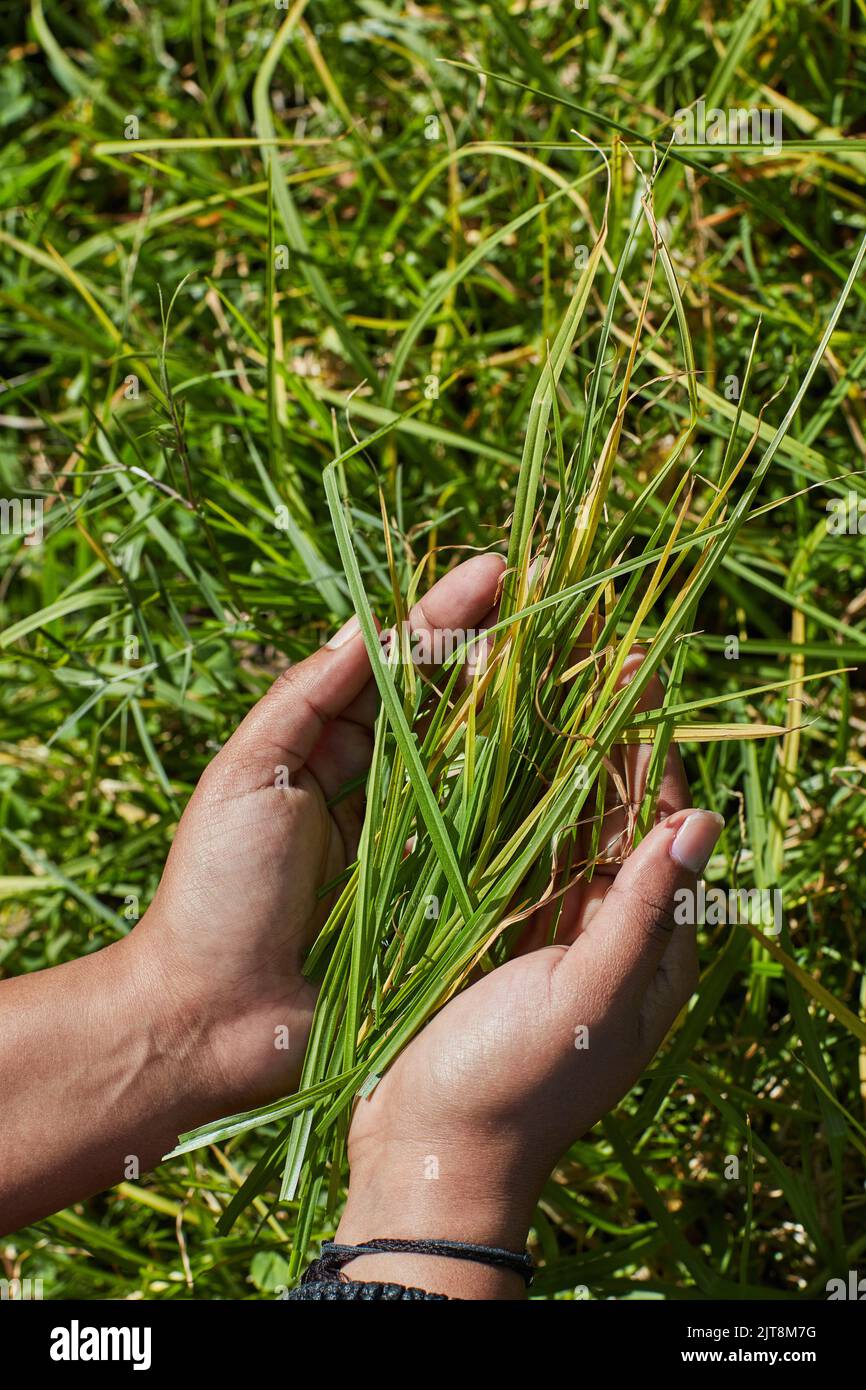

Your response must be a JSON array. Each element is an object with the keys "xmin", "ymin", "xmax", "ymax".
[
  {"xmin": 347, "ymin": 650, "xmax": 692, "ymax": 1184},
  {"xmin": 137, "ymin": 555, "xmax": 504, "ymax": 1108}
]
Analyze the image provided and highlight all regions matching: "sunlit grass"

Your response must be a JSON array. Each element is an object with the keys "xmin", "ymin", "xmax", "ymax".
[{"xmin": 2, "ymin": 0, "xmax": 865, "ymax": 1300}]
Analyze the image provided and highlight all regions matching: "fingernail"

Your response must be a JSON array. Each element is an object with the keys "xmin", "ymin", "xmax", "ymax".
[
  {"xmin": 620, "ymin": 645, "xmax": 647, "ymax": 677},
  {"xmin": 670, "ymin": 810, "xmax": 724, "ymax": 873},
  {"xmin": 326, "ymin": 614, "xmax": 361, "ymax": 649}
]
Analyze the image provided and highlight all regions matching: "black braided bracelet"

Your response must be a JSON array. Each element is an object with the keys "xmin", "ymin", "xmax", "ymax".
[
  {"xmin": 299, "ymin": 1237, "xmax": 534, "ymax": 1288},
  {"xmin": 287, "ymin": 1279, "xmax": 451, "ymax": 1301}
]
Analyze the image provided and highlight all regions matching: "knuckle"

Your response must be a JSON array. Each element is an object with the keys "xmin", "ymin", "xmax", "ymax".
[
  {"xmin": 608, "ymin": 882, "xmax": 678, "ymax": 944},
  {"xmin": 196, "ymin": 750, "xmax": 242, "ymax": 802},
  {"xmin": 275, "ymin": 660, "xmax": 301, "ymax": 691}
]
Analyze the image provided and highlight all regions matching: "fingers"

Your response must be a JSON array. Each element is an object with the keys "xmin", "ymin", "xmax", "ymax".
[
  {"xmin": 211, "ymin": 616, "xmax": 375, "ymax": 788},
  {"xmin": 597, "ymin": 647, "xmax": 689, "ymax": 862},
  {"xmin": 343, "ymin": 550, "xmax": 505, "ymax": 717},
  {"xmin": 536, "ymin": 646, "xmax": 691, "ymax": 950},
  {"xmin": 205, "ymin": 553, "xmax": 505, "ymax": 794},
  {"xmin": 555, "ymin": 807, "xmax": 723, "ymax": 1006},
  {"xmin": 405, "ymin": 551, "xmax": 505, "ymax": 672},
  {"xmin": 301, "ymin": 553, "xmax": 504, "ymax": 814},
  {"xmin": 618, "ymin": 646, "xmax": 690, "ymax": 820}
]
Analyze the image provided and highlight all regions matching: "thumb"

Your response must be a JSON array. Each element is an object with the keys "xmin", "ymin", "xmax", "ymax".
[
  {"xmin": 212, "ymin": 614, "xmax": 374, "ymax": 785},
  {"xmin": 559, "ymin": 808, "xmax": 724, "ymax": 1000}
]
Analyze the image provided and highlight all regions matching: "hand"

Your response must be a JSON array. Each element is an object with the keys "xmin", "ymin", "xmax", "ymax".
[
  {"xmin": 335, "ymin": 663, "xmax": 723, "ymax": 1298},
  {"xmin": 126, "ymin": 553, "xmax": 506, "ymax": 1115},
  {"xmin": 0, "ymin": 553, "xmax": 507, "ymax": 1234}
]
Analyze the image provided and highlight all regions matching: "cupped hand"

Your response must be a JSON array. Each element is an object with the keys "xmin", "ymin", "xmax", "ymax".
[
  {"xmin": 128, "ymin": 553, "xmax": 505, "ymax": 1114},
  {"xmin": 335, "ymin": 662, "xmax": 723, "ymax": 1294}
]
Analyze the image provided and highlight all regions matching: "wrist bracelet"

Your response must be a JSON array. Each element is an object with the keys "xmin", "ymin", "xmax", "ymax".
[
  {"xmin": 288, "ymin": 1279, "xmax": 451, "ymax": 1301},
  {"xmin": 301, "ymin": 1237, "xmax": 534, "ymax": 1288}
]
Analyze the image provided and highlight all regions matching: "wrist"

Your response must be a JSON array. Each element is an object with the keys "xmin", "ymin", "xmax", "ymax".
[
  {"xmin": 327, "ymin": 1250, "xmax": 527, "ymax": 1300},
  {"xmin": 118, "ymin": 911, "xmax": 313, "ymax": 1118},
  {"xmin": 337, "ymin": 1179, "xmax": 531, "ymax": 1254},
  {"xmin": 110, "ymin": 926, "xmax": 232, "ymax": 1121},
  {"xmin": 333, "ymin": 1153, "xmax": 534, "ymax": 1300}
]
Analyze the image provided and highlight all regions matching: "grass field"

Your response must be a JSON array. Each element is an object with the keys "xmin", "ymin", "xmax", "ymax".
[{"xmin": 2, "ymin": 0, "xmax": 866, "ymax": 1300}]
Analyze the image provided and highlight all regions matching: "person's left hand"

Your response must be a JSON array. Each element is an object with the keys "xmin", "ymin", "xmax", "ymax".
[{"xmin": 333, "ymin": 662, "xmax": 722, "ymax": 1297}]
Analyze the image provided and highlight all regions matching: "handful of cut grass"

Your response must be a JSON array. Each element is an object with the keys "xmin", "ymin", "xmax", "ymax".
[{"xmin": 172, "ymin": 181, "xmax": 865, "ymax": 1275}]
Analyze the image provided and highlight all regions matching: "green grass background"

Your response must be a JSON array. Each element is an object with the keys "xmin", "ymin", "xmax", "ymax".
[{"xmin": 1, "ymin": 0, "xmax": 865, "ymax": 1299}]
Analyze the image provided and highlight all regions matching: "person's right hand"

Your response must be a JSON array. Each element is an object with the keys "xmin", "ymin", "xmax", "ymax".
[
  {"xmin": 334, "ymin": 663, "xmax": 724, "ymax": 1298},
  {"xmin": 130, "ymin": 553, "xmax": 505, "ymax": 1116},
  {"xmin": 0, "ymin": 554, "xmax": 506, "ymax": 1237}
]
